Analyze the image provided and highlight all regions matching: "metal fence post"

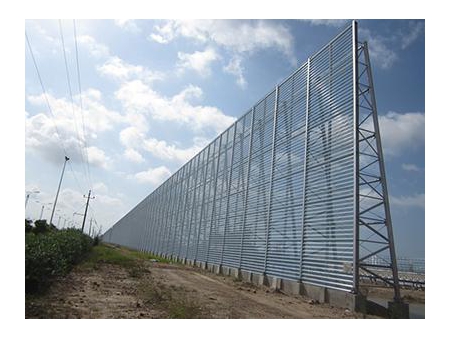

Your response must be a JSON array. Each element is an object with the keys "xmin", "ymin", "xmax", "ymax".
[{"xmin": 263, "ymin": 85, "xmax": 279, "ymax": 274}]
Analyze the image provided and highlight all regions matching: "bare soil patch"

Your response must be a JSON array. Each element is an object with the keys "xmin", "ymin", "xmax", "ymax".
[{"xmin": 26, "ymin": 245, "xmax": 385, "ymax": 319}]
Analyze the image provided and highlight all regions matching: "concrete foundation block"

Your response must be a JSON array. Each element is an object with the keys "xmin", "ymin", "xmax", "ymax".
[
  {"xmin": 206, "ymin": 263, "xmax": 215, "ymax": 273},
  {"xmin": 200, "ymin": 262, "xmax": 207, "ymax": 270},
  {"xmin": 251, "ymin": 272, "xmax": 263, "ymax": 285},
  {"xmin": 230, "ymin": 268, "xmax": 240, "ymax": 279},
  {"xmin": 256, "ymin": 274, "xmax": 266, "ymax": 286},
  {"xmin": 269, "ymin": 277, "xmax": 282, "ymax": 290},
  {"xmin": 221, "ymin": 266, "xmax": 230, "ymax": 276},
  {"xmin": 328, "ymin": 289, "xmax": 366, "ymax": 312},
  {"xmin": 213, "ymin": 264, "xmax": 221, "ymax": 274},
  {"xmin": 281, "ymin": 279, "xmax": 300, "ymax": 295},
  {"xmin": 388, "ymin": 301, "xmax": 410, "ymax": 319},
  {"xmin": 241, "ymin": 270, "xmax": 252, "ymax": 283},
  {"xmin": 300, "ymin": 283, "xmax": 326, "ymax": 302}
]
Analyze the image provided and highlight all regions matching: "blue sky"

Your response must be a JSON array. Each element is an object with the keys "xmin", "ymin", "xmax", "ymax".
[{"xmin": 24, "ymin": 19, "xmax": 425, "ymax": 258}]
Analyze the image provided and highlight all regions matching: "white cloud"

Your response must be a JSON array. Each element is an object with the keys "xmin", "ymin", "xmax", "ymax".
[
  {"xmin": 98, "ymin": 56, "xmax": 164, "ymax": 83},
  {"xmin": 223, "ymin": 56, "xmax": 247, "ymax": 89},
  {"xmin": 95, "ymin": 193, "xmax": 123, "ymax": 206},
  {"xmin": 149, "ymin": 33, "xmax": 170, "ymax": 44},
  {"xmin": 77, "ymin": 34, "xmax": 110, "ymax": 58},
  {"xmin": 303, "ymin": 19, "xmax": 349, "ymax": 27},
  {"xmin": 93, "ymin": 182, "xmax": 109, "ymax": 194},
  {"xmin": 115, "ymin": 80, "xmax": 235, "ymax": 134},
  {"xmin": 124, "ymin": 148, "xmax": 145, "ymax": 163},
  {"xmin": 142, "ymin": 136, "xmax": 207, "ymax": 163},
  {"xmin": 401, "ymin": 163, "xmax": 421, "ymax": 172},
  {"xmin": 150, "ymin": 20, "xmax": 294, "ymax": 59},
  {"xmin": 400, "ymin": 21, "xmax": 424, "ymax": 50},
  {"xmin": 26, "ymin": 90, "xmax": 123, "ymax": 167},
  {"xmin": 119, "ymin": 126, "xmax": 207, "ymax": 164},
  {"xmin": 114, "ymin": 19, "xmax": 141, "ymax": 34},
  {"xmin": 360, "ymin": 22, "xmax": 423, "ymax": 70},
  {"xmin": 58, "ymin": 188, "xmax": 84, "ymax": 211},
  {"xmin": 360, "ymin": 28, "xmax": 398, "ymax": 70},
  {"xmin": 119, "ymin": 126, "xmax": 145, "ymax": 148},
  {"xmin": 87, "ymin": 146, "xmax": 111, "ymax": 169},
  {"xmin": 177, "ymin": 48, "xmax": 219, "ymax": 77},
  {"xmin": 149, "ymin": 20, "xmax": 295, "ymax": 85},
  {"xmin": 378, "ymin": 111, "xmax": 425, "ymax": 156},
  {"xmin": 390, "ymin": 193, "xmax": 425, "ymax": 209},
  {"xmin": 25, "ymin": 21, "xmax": 59, "ymax": 55},
  {"xmin": 132, "ymin": 166, "xmax": 172, "ymax": 186},
  {"xmin": 27, "ymin": 89, "xmax": 123, "ymax": 134},
  {"xmin": 26, "ymin": 112, "xmax": 83, "ymax": 165}
]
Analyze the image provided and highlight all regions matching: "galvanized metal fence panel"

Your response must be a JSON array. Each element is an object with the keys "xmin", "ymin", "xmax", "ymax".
[{"xmin": 103, "ymin": 24, "xmax": 357, "ymax": 293}]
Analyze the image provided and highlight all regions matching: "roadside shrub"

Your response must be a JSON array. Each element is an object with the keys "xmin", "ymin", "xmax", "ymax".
[
  {"xmin": 25, "ymin": 219, "xmax": 33, "ymax": 233},
  {"xmin": 33, "ymin": 220, "xmax": 57, "ymax": 234},
  {"xmin": 25, "ymin": 228, "xmax": 93, "ymax": 293},
  {"xmin": 93, "ymin": 235, "xmax": 100, "ymax": 246}
]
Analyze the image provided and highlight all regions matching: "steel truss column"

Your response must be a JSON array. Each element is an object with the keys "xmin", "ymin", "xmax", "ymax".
[
  {"xmin": 206, "ymin": 136, "xmax": 223, "ymax": 263},
  {"xmin": 144, "ymin": 196, "xmax": 153, "ymax": 253},
  {"xmin": 263, "ymin": 86, "xmax": 279, "ymax": 273},
  {"xmin": 352, "ymin": 20, "xmax": 360, "ymax": 294},
  {"xmin": 178, "ymin": 162, "xmax": 193, "ymax": 258},
  {"xmin": 299, "ymin": 58, "xmax": 310, "ymax": 280},
  {"xmin": 356, "ymin": 39, "xmax": 401, "ymax": 301},
  {"xmin": 195, "ymin": 147, "xmax": 210, "ymax": 262},
  {"xmin": 170, "ymin": 170, "xmax": 184, "ymax": 258},
  {"xmin": 239, "ymin": 107, "xmax": 255, "ymax": 269},
  {"xmin": 186, "ymin": 155, "xmax": 200, "ymax": 259},
  {"xmin": 157, "ymin": 184, "xmax": 169, "ymax": 255},
  {"xmin": 221, "ymin": 125, "xmax": 237, "ymax": 266}
]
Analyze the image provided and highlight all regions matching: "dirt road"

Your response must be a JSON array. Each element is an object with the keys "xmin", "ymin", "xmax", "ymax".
[{"xmin": 25, "ymin": 245, "xmax": 372, "ymax": 319}]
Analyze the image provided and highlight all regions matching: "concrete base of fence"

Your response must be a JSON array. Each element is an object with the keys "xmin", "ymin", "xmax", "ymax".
[
  {"xmin": 221, "ymin": 266, "xmax": 230, "ymax": 275},
  {"xmin": 190, "ymin": 260, "xmax": 372, "ymax": 314},
  {"xmin": 240, "ymin": 270, "xmax": 252, "ymax": 283}
]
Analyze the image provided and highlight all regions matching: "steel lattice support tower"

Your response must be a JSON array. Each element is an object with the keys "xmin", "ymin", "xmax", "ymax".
[{"xmin": 354, "ymin": 37, "xmax": 401, "ymax": 302}]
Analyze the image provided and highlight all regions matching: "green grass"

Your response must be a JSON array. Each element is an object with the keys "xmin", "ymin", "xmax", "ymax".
[
  {"xmin": 168, "ymin": 299, "xmax": 202, "ymax": 319},
  {"xmin": 126, "ymin": 249, "xmax": 172, "ymax": 264},
  {"xmin": 82, "ymin": 245, "xmax": 135, "ymax": 268},
  {"xmin": 81, "ymin": 244, "xmax": 145, "ymax": 277},
  {"xmin": 138, "ymin": 280, "xmax": 202, "ymax": 319}
]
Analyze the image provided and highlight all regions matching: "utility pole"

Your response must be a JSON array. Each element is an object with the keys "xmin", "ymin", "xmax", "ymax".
[
  {"xmin": 88, "ymin": 218, "xmax": 92, "ymax": 237},
  {"xmin": 81, "ymin": 190, "xmax": 95, "ymax": 233},
  {"xmin": 50, "ymin": 156, "xmax": 69, "ymax": 227},
  {"xmin": 73, "ymin": 212, "xmax": 84, "ymax": 229},
  {"xmin": 25, "ymin": 190, "xmax": 40, "ymax": 209},
  {"xmin": 39, "ymin": 205, "xmax": 45, "ymax": 220}
]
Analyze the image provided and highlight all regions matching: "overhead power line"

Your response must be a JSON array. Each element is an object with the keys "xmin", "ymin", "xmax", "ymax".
[
  {"xmin": 73, "ymin": 19, "xmax": 93, "ymax": 192},
  {"xmin": 25, "ymin": 30, "xmax": 86, "ymax": 195},
  {"xmin": 26, "ymin": 31, "xmax": 67, "ymax": 158},
  {"xmin": 58, "ymin": 19, "xmax": 90, "ymax": 191}
]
